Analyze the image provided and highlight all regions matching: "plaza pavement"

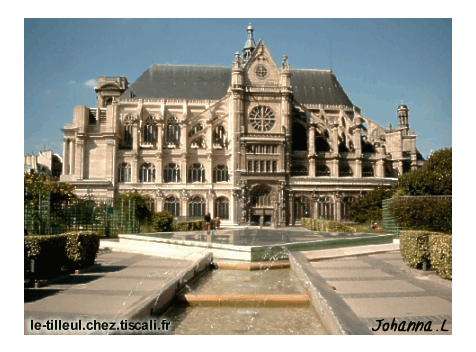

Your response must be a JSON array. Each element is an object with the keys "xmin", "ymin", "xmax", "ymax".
[
  {"xmin": 24, "ymin": 250, "xmax": 212, "ymax": 334},
  {"xmin": 298, "ymin": 247, "xmax": 452, "ymax": 335}
]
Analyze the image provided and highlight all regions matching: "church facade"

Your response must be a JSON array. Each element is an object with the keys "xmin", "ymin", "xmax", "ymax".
[{"xmin": 60, "ymin": 25, "xmax": 423, "ymax": 226}]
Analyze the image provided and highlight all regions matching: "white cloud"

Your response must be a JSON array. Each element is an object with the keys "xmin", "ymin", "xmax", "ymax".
[{"xmin": 84, "ymin": 79, "xmax": 97, "ymax": 88}]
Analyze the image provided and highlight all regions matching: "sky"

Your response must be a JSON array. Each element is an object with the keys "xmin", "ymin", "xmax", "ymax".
[{"xmin": 24, "ymin": 18, "xmax": 452, "ymax": 159}]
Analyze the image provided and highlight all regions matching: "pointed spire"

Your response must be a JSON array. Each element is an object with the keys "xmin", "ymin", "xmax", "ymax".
[{"xmin": 243, "ymin": 23, "xmax": 256, "ymax": 62}]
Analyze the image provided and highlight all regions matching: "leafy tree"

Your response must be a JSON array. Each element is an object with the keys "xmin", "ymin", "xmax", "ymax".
[
  {"xmin": 117, "ymin": 192, "xmax": 153, "ymax": 224},
  {"xmin": 24, "ymin": 171, "xmax": 76, "ymax": 206},
  {"xmin": 350, "ymin": 185, "xmax": 395, "ymax": 223},
  {"xmin": 396, "ymin": 148, "xmax": 452, "ymax": 196}
]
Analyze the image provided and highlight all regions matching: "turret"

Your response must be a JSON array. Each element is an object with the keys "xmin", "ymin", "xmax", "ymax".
[
  {"xmin": 242, "ymin": 23, "xmax": 256, "ymax": 62},
  {"xmin": 397, "ymin": 103, "xmax": 410, "ymax": 128}
]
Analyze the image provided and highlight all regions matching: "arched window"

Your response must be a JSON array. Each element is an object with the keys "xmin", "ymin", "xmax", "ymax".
[
  {"xmin": 214, "ymin": 165, "xmax": 228, "ymax": 182},
  {"xmin": 164, "ymin": 163, "xmax": 180, "ymax": 183},
  {"xmin": 213, "ymin": 125, "xmax": 226, "ymax": 146},
  {"xmin": 164, "ymin": 196, "xmax": 180, "ymax": 216},
  {"xmin": 105, "ymin": 97, "xmax": 113, "ymax": 106},
  {"xmin": 339, "ymin": 164, "xmax": 353, "ymax": 177},
  {"xmin": 139, "ymin": 163, "xmax": 156, "ymax": 182},
  {"xmin": 144, "ymin": 117, "xmax": 158, "ymax": 143},
  {"xmin": 291, "ymin": 165, "xmax": 308, "ymax": 176},
  {"xmin": 315, "ymin": 132, "xmax": 330, "ymax": 152},
  {"xmin": 252, "ymin": 188, "xmax": 271, "ymax": 206},
  {"xmin": 166, "ymin": 117, "xmax": 180, "ymax": 145},
  {"xmin": 294, "ymin": 196, "xmax": 310, "ymax": 221},
  {"xmin": 316, "ymin": 164, "xmax": 330, "ymax": 176},
  {"xmin": 292, "ymin": 123, "xmax": 308, "ymax": 151},
  {"xmin": 338, "ymin": 133, "xmax": 350, "ymax": 153},
  {"xmin": 189, "ymin": 123, "xmax": 203, "ymax": 136},
  {"xmin": 362, "ymin": 165, "xmax": 374, "ymax": 177},
  {"xmin": 189, "ymin": 196, "xmax": 206, "ymax": 217},
  {"xmin": 124, "ymin": 117, "xmax": 133, "ymax": 144},
  {"xmin": 118, "ymin": 163, "xmax": 131, "ymax": 182},
  {"xmin": 215, "ymin": 197, "xmax": 229, "ymax": 220},
  {"xmin": 189, "ymin": 163, "xmax": 205, "ymax": 183}
]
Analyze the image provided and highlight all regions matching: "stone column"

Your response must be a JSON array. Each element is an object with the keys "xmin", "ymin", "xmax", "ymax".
[
  {"xmin": 206, "ymin": 152, "xmax": 213, "ymax": 184},
  {"xmin": 156, "ymin": 152, "xmax": 163, "ymax": 183},
  {"xmin": 75, "ymin": 138, "xmax": 85, "ymax": 179},
  {"xmin": 331, "ymin": 159, "xmax": 339, "ymax": 177},
  {"xmin": 335, "ymin": 193, "xmax": 342, "ymax": 222},
  {"xmin": 181, "ymin": 153, "xmax": 187, "ymax": 184},
  {"xmin": 309, "ymin": 125, "xmax": 316, "ymax": 156},
  {"xmin": 69, "ymin": 139, "xmax": 75, "ymax": 175},
  {"xmin": 180, "ymin": 121, "xmax": 187, "ymax": 150},
  {"xmin": 62, "ymin": 139, "xmax": 70, "ymax": 175},
  {"xmin": 355, "ymin": 159, "xmax": 362, "ymax": 178},
  {"xmin": 131, "ymin": 153, "xmax": 139, "ymax": 183},
  {"xmin": 309, "ymin": 158, "xmax": 316, "ymax": 177},
  {"xmin": 132, "ymin": 119, "xmax": 139, "ymax": 152}
]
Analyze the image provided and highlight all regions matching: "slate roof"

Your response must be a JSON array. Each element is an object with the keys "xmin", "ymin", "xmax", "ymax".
[{"xmin": 121, "ymin": 64, "xmax": 353, "ymax": 107}]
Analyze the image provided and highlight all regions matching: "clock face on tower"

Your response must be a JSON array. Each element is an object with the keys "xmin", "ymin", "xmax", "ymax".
[{"xmin": 249, "ymin": 106, "xmax": 275, "ymax": 132}]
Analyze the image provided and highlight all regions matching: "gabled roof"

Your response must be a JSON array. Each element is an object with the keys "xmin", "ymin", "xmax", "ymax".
[{"xmin": 121, "ymin": 64, "xmax": 353, "ymax": 107}]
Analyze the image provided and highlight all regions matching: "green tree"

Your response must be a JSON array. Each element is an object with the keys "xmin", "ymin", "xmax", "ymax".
[
  {"xmin": 24, "ymin": 171, "xmax": 76, "ymax": 206},
  {"xmin": 396, "ymin": 148, "xmax": 452, "ymax": 196},
  {"xmin": 350, "ymin": 185, "xmax": 395, "ymax": 223},
  {"xmin": 117, "ymin": 192, "xmax": 153, "ymax": 229},
  {"xmin": 152, "ymin": 211, "xmax": 175, "ymax": 232}
]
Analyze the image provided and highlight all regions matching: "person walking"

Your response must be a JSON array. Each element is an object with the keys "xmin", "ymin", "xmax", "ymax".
[{"xmin": 204, "ymin": 213, "xmax": 212, "ymax": 231}]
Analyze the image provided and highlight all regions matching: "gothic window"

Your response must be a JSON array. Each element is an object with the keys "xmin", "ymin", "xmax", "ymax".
[
  {"xmin": 213, "ymin": 125, "xmax": 226, "ymax": 145},
  {"xmin": 164, "ymin": 196, "xmax": 180, "ymax": 216},
  {"xmin": 189, "ymin": 196, "xmax": 206, "ymax": 217},
  {"xmin": 254, "ymin": 161, "xmax": 260, "ymax": 173},
  {"xmin": 215, "ymin": 197, "xmax": 229, "ymax": 220},
  {"xmin": 315, "ymin": 132, "xmax": 330, "ymax": 152},
  {"xmin": 164, "ymin": 163, "xmax": 180, "ymax": 183},
  {"xmin": 252, "ymin": 189, "xmax": 271, "ymax": 207},
  {"xmin": 255, "ymin": 65, "xmax": 268, "ymax": 79},
  {"xmin": 166, "ymin": 117, "xmax": 180, "ymax": 145},
  {"xmin": 144, "ymin": 117, "xmax": 158, "ymax": 143},
  {"xmin": 292, "ymin": 123, "xmax": 308, "ymax": 151},
  {"xmin": 316, "ymin": 164, "xmax": 330, "ymax": 176},
  {"xmin": 124, "ymin": 117, "xmax": 133, "ymax": 144},
  {"xmin": 291, "ymin": 165, "xmax": 308, "ymax": 176},
  {"xmin": 272, "ymin": 161, "xmax": 277, "ymax": 172},
  {"xmin": 339, "ymin": 164, "xmax": 353, "ymax": 177},
  {"xmin": 248, "ymin": 161, "xmax": 253, "ymax": 172},
  {"xmin": 249, "ymin": 106, "xmax": 275, "ymax": 132},
  {"xmin": 338, "ymin": 133, "xmax": 350, "ymax": 153},
  {"xmin": 362, "ymin": 165, "xmax": 374, "ymax": 177},
  {"xmin": 139, "ymin": 163, "xmax": 156, "ymax": 182},
  {"xmin": 266, "ymin": 161, "xmax": 271, "ymax": 173},
  {"xmin": 189, "ymin": 163, "xmax": 205, "ymax": 183},
  {"xmin": 118, "ymin": 163, "xmax": 131, "ymax": 182},
  {"xmin": 189, "ymin": 123, "xmax": 203, "ymax": 136},
  {"xmin": 213, "ymin": 164, "xmax": 228, "ymax": 182}
]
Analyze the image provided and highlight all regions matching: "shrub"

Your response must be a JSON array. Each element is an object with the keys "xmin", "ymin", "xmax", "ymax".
[
  {"xmin": 390, "ymin": 197, "xmax": 452, "ymax": 233},
  {"xmin": 173, "ymin": 220, "xmax": 206, "ymax": 232},
  {"xmin": 350, "ymin": 185, "xmax": 395, "ymax": 223},
  {"xmin": 153, "ymin": 211, "xmax": 175, "ymax": 232},
  {"xmin": 63, "ymin": 231, "xmax": 100, "ymax": 269},
  {"xmin": 24, "ymin": 235, "xmax": 67, "ymax": 281},
  {"xmin": 302, "ymin": 218, "xmax": 356, "ymax": 233},
  {"xmin": 399, "ymin": 230, "xmax": 445, "ymax": 269},
  {"xmin": 429, "ymin": 234, "xmax": 452, "ymax": 279}
]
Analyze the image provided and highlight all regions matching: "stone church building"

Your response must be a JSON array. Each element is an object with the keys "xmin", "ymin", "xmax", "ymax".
[{"xmin": 60, "ymin": 25, "xmax": 423, "ymax": 226}]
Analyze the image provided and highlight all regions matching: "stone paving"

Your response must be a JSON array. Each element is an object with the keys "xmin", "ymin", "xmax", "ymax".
[
  {"xmin": 24, "ymin": 251, "xmax": 211, "ymax": 334},
  {"xmin": 308, "ymin": 251, "xmax": 452, "ymax": 335}
]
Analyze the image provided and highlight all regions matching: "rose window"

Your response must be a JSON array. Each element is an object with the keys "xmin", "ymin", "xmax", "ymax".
[
  {"xmin": 255, "ymin": 65, "xmax": 268, "ymax": 79},
  {"xmin": 249, "ymin": 106, "xmax": 276, "ymax": 132}
]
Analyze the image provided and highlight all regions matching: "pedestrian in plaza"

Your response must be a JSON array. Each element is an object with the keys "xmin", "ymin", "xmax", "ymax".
[{"xmin": 204, "ymin": 213, "xmax": 212, "ymax": 231}]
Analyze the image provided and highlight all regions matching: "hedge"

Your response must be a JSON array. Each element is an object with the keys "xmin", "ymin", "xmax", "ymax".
[
  {"xmin": 389, "ymin": 197, "xmax": 452, "ymax": 234},
  {"xmin": 400, "ymin": 230, "xmax": 452, "ymax": 280},
  {"xmin": 25, "ymin": 231, "xmax": 100, "ymax": 282},
  {"xmin": 302, "ymin": 218, "xmax": 356, "ymax": 233},
  {"xmin": 429, "ymin": 234, "xmax": 452, "ymax": 279},
  {"xmin": 173, "ymin": 220, "xmax": 206, "ymax": 232}
]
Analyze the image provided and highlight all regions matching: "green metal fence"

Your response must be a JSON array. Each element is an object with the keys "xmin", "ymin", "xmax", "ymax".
[
  {"xmin": 24, "ymin": 193, "xmax": 141, "ymax": 237},
  {"xmin": 382, "ymin": 195, "xmax": 452, "ymax": 236}
]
